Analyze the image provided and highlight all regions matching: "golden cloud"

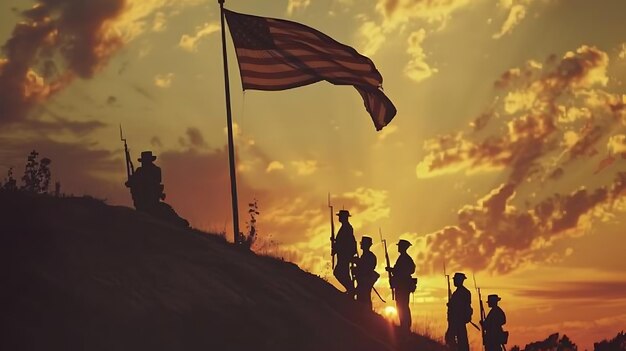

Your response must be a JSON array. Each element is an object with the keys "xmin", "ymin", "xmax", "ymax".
[
  {"xmin": 287, "ymin": 0, "xmax": 312, "ymax": 16},
  {"xmin": 414, "ymin": 45, "xmax": 626, "ymax": 274},
  {"xmin": 154, "ymin": 73, "xmax": 174, "ymax": 88},
  {"xmin": 266, "ymin": 161, "xmax": 285, "ymax": 173},
  {"xmin": 404, "ymin": 29, "xmax": 438, "ymax": 82},
  {"xmin": 291, "ymin": 160, "xmax": 318, "ymax": 176},
  {"xmin": 179, "ymin": 22, "xmax": 220, "ymax": 52}
]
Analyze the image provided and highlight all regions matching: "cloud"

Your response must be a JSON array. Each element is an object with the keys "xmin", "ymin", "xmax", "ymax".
[
  {"xmin": 404, "ymin": 29, "xmax": 438, "ymax": 82},
  {"xmin": 150, "ymin": 136, "xmax": 163, "ymax": 147},
  {"xmin": 154, "ymin": 73, "xmax": 174, "ymax": 88},
  {"xmin": 493, "ymin": 2, "xmax": 527, "ymax": 39},
  {"xmin": 375, "ymin": 0, "xmax": 471, "ymax": 30},
  {"xmin": 291, "ymin": 160, "xmax": 318, "ymax": 175},
  {"xmin": 517, "ymin": 280, "xmax": 626, "ymax": 301},
  {"xmin": 266, "ymin": 161, "xmax": 285, "ymax": 173},
  {"xmin": 0, "ymin": 0, "xmax": 205, "ymax": 126},
  {"xmin": 416, "ymin": 173, "xmax": 626, "ymax": 274},
  {"xmin": 177, "ymin": 127, "xmax": 207, "ymax": 149},
  {"xmin": 358, "ymin": 21, "xmax": 386, "ymax": 56},
  {"xmin": 357, "ymin": 0, "xmax": 471, "ymax": 56},
  {"xmin": 287, "ymin": 0, "xmax": 311, "ymax": 15},
  {"xmin": 377, "ymin": 124, "xmax": 398, "ymax": 141},
  {"xmin": 0, "ymin": 0, "xmax": 124, "ymax": 124},
  {"xmin": 152, "ymin": 11, "xmax": 167, "ymax": 32},
  {"xmin": 418, "ymin": 46, "xmax": 616, "ymax": 182},
  {"xmin": 179, "ymin": 22, "xmax": 220, "ymax": 52},
  {"xmin": 414, "ymin": 46, "xmax": 626, "ymax": 274},
  {"xmin": 619, "ymin": 43, "xmax": 626, "ymax": 60}
]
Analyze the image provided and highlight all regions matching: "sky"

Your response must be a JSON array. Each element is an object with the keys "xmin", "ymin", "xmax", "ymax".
[{"xmin": 1, "ymin": 0, "xmax": 626, "ymax": 349}]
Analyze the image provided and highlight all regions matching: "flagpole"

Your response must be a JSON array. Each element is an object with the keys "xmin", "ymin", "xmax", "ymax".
[{"xmin": 218, "ymin": 0, "xmax": 240, "ymax": 244}]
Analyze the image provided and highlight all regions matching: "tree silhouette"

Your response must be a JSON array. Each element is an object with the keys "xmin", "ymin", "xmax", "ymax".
[
  {"xmin": 1, "ymin": 167, "xmax": 18, "ymax": 191},
  {"xmin": 22, "ymin": 150, "xmax": 40, "ymax": 192},
  {"xmin": 594, "ymin": 331, "xmax": 626, "ymax": 351},
  {"xmin": 20, "ymin": 150, "xmax": 53, "ymax": 194},
  {"xmin": 518, "ymin": 333, "xmax": 578, "ymax": 351}
]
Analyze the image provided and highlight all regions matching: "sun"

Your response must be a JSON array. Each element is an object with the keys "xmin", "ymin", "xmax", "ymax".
[{"xmin": 383, "ymin": 306, "xmax": 397, "ymax": 319}]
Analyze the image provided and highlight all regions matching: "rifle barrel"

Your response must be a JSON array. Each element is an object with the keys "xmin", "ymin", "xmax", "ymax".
[{"xmin": 328, "ymin": 193, "xmax": 335, "ymax": 269}]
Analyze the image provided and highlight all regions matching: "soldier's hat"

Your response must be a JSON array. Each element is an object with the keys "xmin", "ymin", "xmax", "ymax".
[
  {"xmin": 453, "ymin": 272, "xmax": 467, "ymax": 280},
  {"xmin": 336, "ymin": 209, "xmax": 351, "ymax": 217},
  {"xmin": 138, "ymin": 151, "xmax": 157, "ymax": 162},
  {"xmin": 361, "ymin": 236, "xmax": 373, "ymax": 246},
  {"xmin": 487, "ymin": 294, "xmax": 501, "ymax": 302},
  {"xmin": 396, "ymin": 239, "xmax": 412, "ymax": 249}
]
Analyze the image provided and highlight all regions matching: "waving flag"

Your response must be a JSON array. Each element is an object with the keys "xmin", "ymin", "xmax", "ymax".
[{"xmin": 223, "ymin": 9, "xmax": 396, "ymax": 131}]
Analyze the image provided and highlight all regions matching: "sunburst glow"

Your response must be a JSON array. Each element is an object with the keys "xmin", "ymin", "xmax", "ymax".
[{"xmin": 383, "ymin": 305, "xmax": 397, "ymax": 319}]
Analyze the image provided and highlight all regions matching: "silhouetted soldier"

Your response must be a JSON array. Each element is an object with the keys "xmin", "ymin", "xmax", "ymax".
[
  {"xmin": 332, "ymin": 209, "xmax": 357, "ymax": 296},
  {"xmin": 354, "ymin": 236, "xmax": 379, "ymax": 310},
  {"xmin": 447, "ymin": 272, "xmax": 472, "ymax": 351},
  {"xmin": 386, "ymin": 239, "xmax": 416, "ymax": 333},
  {"xmin": 482, "ymin": 294, "xmax": 507, "ymax": 351},
  {"xmin": 125, "ymin": 151, "xmax": 164, "ymax": 211}
]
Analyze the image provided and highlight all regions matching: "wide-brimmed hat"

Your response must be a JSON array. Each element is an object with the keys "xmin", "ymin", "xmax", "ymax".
[
  {"xmin": 453, "ymin": 272, "xmax": 467, "ymax": 280},
  {"xmin": 336, "ymin": 209, "xmax": 351, "ymax": 217},
  {"xmin": 396, "ymin": 239, "xmax": 412, "ymax": 249},
  {"xmin": 361, "ymin": 236, "xmax": 373, "ymax": 246},
  {"xmin": 487, "ymin": 294, "xmax": 501, "ymax": 302},
  {"xmin": 138, "ymin": 151, "xmax": 157, "ymax": 162}
]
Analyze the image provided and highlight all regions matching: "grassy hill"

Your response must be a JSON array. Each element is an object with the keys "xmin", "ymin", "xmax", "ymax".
[{"xmin": 0, "ymin": 191, "xmax": 445, "ymax": 351}]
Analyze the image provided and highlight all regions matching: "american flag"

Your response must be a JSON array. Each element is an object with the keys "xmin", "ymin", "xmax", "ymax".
[{"xmin": 223, "ymin": 9, "xmax": 396, "ymax": 131}]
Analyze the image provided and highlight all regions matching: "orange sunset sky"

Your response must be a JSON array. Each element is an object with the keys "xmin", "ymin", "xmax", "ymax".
[{"xmin": 1, "ymin": 0, "xmax": 625, "ymax": 349}]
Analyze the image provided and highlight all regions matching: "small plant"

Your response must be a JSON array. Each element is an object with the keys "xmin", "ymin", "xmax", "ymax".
[{"xmin": 241, "ymin": 198, "xmax": 260, "ymax": 250}]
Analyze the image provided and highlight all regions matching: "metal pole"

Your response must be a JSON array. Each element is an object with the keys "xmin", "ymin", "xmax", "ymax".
[{"xmin": 218, "ymin": 0, "xmax": 240, "ymax": 244}]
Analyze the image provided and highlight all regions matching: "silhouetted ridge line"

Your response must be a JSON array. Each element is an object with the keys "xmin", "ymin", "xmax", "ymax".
[{"xmin": 0, "ymin": 191, "xmax": 444, "ymax": 351}]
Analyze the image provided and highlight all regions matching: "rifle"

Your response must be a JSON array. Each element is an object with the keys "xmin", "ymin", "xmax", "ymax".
[
  {"xmin": 444, "ymin": 261, "xmax": 453, "ymax": 345},
  {"xmin": 328, "ymin": 193, "xmax": 336, "ymax": 269},
  {"xmin": 380, "ymin": 228, "xmax": 394, "ymax": 301},
  {"xmin": 474, "ymin": 274, "xmax": 487, "ymax": 348},
  {"xmin": 444, "ymin": 261, "xmax": 452, "ymax": 301},
  {"xmin": 120, "ymin": 124, "xmax": 135, "ymax": 181}
]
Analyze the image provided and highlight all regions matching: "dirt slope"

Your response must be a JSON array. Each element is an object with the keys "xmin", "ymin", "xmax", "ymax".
[{"xmin": 0, "ymin": 192, "xmax": 445, "ymax": 351}]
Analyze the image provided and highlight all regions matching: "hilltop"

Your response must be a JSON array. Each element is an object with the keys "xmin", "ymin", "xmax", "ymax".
[{"xmin": 0, "ymin": 191, "xmax": 445, "ymax": 351}]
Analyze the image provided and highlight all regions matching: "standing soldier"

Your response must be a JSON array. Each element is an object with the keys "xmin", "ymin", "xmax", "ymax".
[
  {"xmin": 447, "ymin": 272, "xmax": 472, "ymax": 351},
  {"xmin": 482, "ymin": 294, "xmax": 508, "ymax": 351},
  {"xmin": 332, "ymin": 210, "xmax": 357, "ymax": 297},
  {"xmin": 125, "ymin": 151, "xmax": 164, "ymax": 211},
  {"xmin": 354, "ymin": 236, "xmax": 379, "ymax": 310},
  {"xmin": 386, "ymin": 239, "xmax": 416, "ymax": 333}
]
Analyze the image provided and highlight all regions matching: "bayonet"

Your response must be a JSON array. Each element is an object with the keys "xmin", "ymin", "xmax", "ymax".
[{"xmin": 120, "ymin": 124, "xmax": 135, "ymax": 181}]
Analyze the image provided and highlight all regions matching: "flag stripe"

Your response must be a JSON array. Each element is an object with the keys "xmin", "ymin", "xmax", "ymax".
[
  {"xmin": 239, "ymin": 59, "xmax": 374, "ymax": 73},
  {"xmin": 243, "ymin": 77, "xmax": 322, "ymax": 91},
  {"xmin": 239, "ymin": 68, "xmax": 378, "ymax": 82},
  {"xmin": 270, "ymin": 34, "xmax": 357, "ymax": 57},
  {"xmin": 236, "ymin": 48, "xmax": 375, "ymax": 72}
]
